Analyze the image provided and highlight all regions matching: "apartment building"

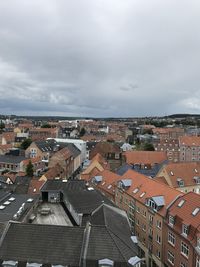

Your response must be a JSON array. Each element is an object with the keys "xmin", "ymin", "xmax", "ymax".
[
  {"xmin": 154, "ymin": 139, "xmax": 180, "ymax": 163},
  {"xmin": 115, "ymin": 169, "xmax": 181, "ymax": 267},
  {"xmin": 179, "ymin": 136, "xmax": 200, "ymax": 162},
  {"xmin": 152, "ymin": 128, "xmax": 185, "ymax": 140},
  {"xmin": 156, "ymin": 162, "xmax": 200, "ymax": 194},
  {"xmin": 163, "ymin": 192, "xmax": 200, "ymax": 267}
]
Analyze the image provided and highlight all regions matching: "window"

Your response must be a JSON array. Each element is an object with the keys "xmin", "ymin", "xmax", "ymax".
[
  {"xmin": 156, "ymin": 220, "xmax": 162, "ymax": 229},
  {"xmin": 196, "ymin": 257, "xmax": 200, "ymax": 267},
  {"xmin": 168, "ymin": 251, "xmax": 175, "ymax": 265},
  {"xmin": 169, "ymin": 215, "xmax": 175, "ymax": 226},
  {"xmin": 147, "ymin": 199, "xmax": 157, "ymax": 210},
  {"xmin": 142, "ymin": 210, "xmax": 146, "ymax": 217},
  {"xmin": 156, "ymin": 250, "xmax": 161, "ymax": 259},
  {"xmin": 182, "ymin": 224, "xmax": 189, "ymax": 236},
  {"xmin": 142, "ymin": 224, "xmax": 146, "ymax": 232},
  {"xmin": 181, "ymin": 242, "xmax": 189, "ymax": 258},
  {"xmin": 156, "ymin": 234, "xmax": 161, "ymax": 244},
  {"xmin": 197, "ymin": 238, "xmax": 200, "ymax": 249},
  {"xmin": 168, "ymin": 231, "xmax": 175, "ymax": 246},
  {"xmin": 149, "ymin": 215, "xmax": 153, "ymax": 225},
  {"xmin": 136, "ymin": 206, "xmax": 140, "ymax": 213}
]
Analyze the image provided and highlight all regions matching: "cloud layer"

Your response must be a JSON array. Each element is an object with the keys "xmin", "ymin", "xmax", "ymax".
[{"xmin": 0, "ymin": 0, "xmax": 200, "ymax": 117}]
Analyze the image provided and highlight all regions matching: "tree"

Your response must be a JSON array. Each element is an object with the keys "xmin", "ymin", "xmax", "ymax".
[
  {"xmin": 26, "ymin": 160, "xmax": 34, "ymax": 177},
  {"xmin": 41, "ymin": 124, "xmax": 51, "ymax": 128},
  {"xmin": 79, "ymin": 127, "xmax": 86, "ymax": 137},
  {"xmin": 142, "ymin": 143, "xmax": 155, "ymax": 151},
  {"xmin": 20, "ymin": 138, "xmax": 32, "ymax": 150}
]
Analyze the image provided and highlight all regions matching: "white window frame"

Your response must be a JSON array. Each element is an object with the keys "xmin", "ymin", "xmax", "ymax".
[
  {"xmin": 181, "ymin": 242, "xmax": 189, "ymax": 258},
  {"xmin": 168, "ymin": 231, "xmax": 175, "ymax": 246}
]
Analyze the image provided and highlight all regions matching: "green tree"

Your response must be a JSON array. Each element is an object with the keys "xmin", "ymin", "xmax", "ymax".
[
  {"xmin": 26, "ymin": 160, "xmax": 34, "ymax": 177},
  {"xmin": 142, "ymin": 143, "xmax": 155, "ymax": 151},
  {"xmin": 20, "ymin": 138, "xmax": 32, "ymax": 150},
  {"xmin": 41, "ymin": 124, "xmax": 51, "ymax": 128},
  {"xmin": 79, "ymin": 127, "xmax": 86, "ymax": 137}
]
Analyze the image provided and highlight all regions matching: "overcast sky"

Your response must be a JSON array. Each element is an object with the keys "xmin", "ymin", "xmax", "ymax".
[{"xmin": 0, "ymin": 0, "xmax": 200, "ymax": 117}]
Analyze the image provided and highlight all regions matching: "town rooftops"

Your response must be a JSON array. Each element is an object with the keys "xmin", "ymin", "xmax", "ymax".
[
  {"xmin": 41, "ymin": 180, "xmax": 115, "ymax": 215},
  {"xmin": 0, "ymin": 220, "xmax": 140, "ymax": 267},
  {"xmin": 156, "ymin": 162, "xmax": 200, "ymax": 188},
  {"xmin": 179, "ymin": 135, "xmax": 200, "ymax": 146},
  {"xmin": 0, "ymin": 193, "xmax": 37, "ymax": 222},
  {"xmin": 124, "ymin": 151, "xmax": 167, "ymax": 165},
  {"xmin": 120, "ymin": 169, "xmax": 181, "ymax": 216},
  {"xmin": 0, "ymin": 155, "xmax": 26, "ymax": 164}
]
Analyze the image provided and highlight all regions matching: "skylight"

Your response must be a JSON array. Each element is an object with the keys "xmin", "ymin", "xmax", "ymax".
[
  {"xmin": 195, "ymin": 168, "xmax": 198, "ymax": 173},
  {"xmin": 4, "ymin": 201, "xmax": 11, "ymax": 206},
  {"xmin": 0, "ymin": 205, "xmax": 5, "ymax": 210},
  {"xmin": 192, "ymin": 207, "xmax": 199, "ymax": 216},
  {"xmin": 177, "ymin": 199, "xmax": 185, "ymax": 208},
  {"xmin": 133, "ymin": 188, "xmax": 139, "ymax": 194},
  {"xmin": 140, "ymin": 192, "xmax": 146, "ymax": 198},
  {"xmin": 9, "ymin": 197, "xmax": 15, "ymax": 201},
  {"xmin": 170, "ymin": 171, "xmax": 174, "ymax": 176},
  {"xmin": 27, "ymin": 198, "xmax": 34, "ymax": 203}
]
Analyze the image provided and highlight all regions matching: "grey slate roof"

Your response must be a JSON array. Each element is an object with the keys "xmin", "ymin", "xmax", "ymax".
[
  {"xmin": 0, "ymin": 155, "xmax": 26, "ymax": 164},
  {"xmin": 0, "ymin": 223, "xmax": 84, "ymax": 266},
  {"xmin": 0, "ymin": 193, "xmax": 37, "ymax": 223},
  {"xmin": 41, "ymin": 180, "xmax": 115, "ymax": 215},
  {"xmin": 35, "ymin": 139, "xmax": 57, "ymax": 153}
]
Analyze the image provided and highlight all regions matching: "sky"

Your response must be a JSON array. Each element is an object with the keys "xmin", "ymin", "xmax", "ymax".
[{"xmin": 0, "ymin": 0, "xmax": 200, "ymax": 117}]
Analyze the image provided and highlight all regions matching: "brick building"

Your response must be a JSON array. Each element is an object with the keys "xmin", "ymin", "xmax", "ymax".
[
  {"xmin": 115, "ymin": 169, "xmax": 181, "ymax": 267},
  {"xmin": 163, "ymin": 192, "xmax": 200, "ymax": 267},
  {"xmin": 179, "ymin": 136, "xmax": 200, "ymax": 162}
]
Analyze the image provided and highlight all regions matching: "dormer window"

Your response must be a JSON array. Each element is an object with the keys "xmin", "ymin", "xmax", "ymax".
[
  {"xmin": 194, "ymin": 176, "xmax": 200, "ymax": 184},
  {"xmin": 182, "ymin": 224, "xmax": 189, "ymax": 236},
  {"xmin": 98, "ymin": 258, "xmax": 114, "ymax": 267},
  {"xmin": 146, "ymin": 196, "xmax": 165, "ymax": 211},
  {"xmin": 169, "ymin": 215, "xmax": 175, "ymax": 226},
  {"xmin": 177, "ymin": 178, "xmax": 184, "ymax": 187},
  {"xmin": 147, "ymin": 199, "xmax": 157, "ymax": 210},
  {"xmin": 118, "ymin": 179, "xmax": 132, "ymax": 190},
  {"xmin": 197, "ymin": 238, "xmax": 200, "ymax": 250}
]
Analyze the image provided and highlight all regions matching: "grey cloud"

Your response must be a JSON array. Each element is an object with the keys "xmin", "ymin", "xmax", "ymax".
[{"xmin": 0, "ymin": 0, "xmax": 200, "ymax": 117}]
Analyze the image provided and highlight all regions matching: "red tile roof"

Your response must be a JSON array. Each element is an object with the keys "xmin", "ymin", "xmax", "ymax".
[
  {"xmin": 124, "ymin": 151, "xmax": 167, "ymax": 165},
  {"xmin": 157, "ymin": 162, "xmax": 200, "ymax": 187},
  {"xmin": 120, "ymin": 169, "xmax": 181, "ymax": 216},
  {"xmin": 179, "ymin": 136, "xmax": 200, "ymax": 146},
  {"xmin": 28, "ymin": 179, "xmax": 45, "ymax": 195},
  {"xmin": 95, "ymin": 169, "xmax": 121, "ymax": 197},
  {"xmin": 167, "ymin": 192, "xmax": 200, "ymax": 244}
]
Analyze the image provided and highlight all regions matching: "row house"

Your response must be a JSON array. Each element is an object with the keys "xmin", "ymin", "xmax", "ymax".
[
  {"xmin": 48, "ymin": 147, "xmax": 74, "ymax": 179},
  {"xmin": 123, "ymin": 151, "xmax": 168, "ymax": 177},
  {"xmin": 29, "ymin": 127, "xmax": 58, "ymax": 141},
  {"xmin": 156, "ymin": 162, "xmax": 200, "ymax": 194},
  {"xmin": 164, "ymin": 192, "xmax": 200, "ymax": 267},
  {"xmin": 25, "ymin": 139, "xmax": 57, "ymax": 161},
  {"xmin": 81, "ymin": 153, "xmax": 109, "ymax": 181},
  {"xmin": 115, "ymin": 169, "xmax": 181, "ymax": 267},
  {"xmin": 152, "ymin": 128, "xmax": 185, "ymax": 140},
  {"xmin": 89, "ymin": 141, "xmax": 122, "ymax": 171},
  {"xmin": 179, "ymin": 136, "xmax": 200, "ymax": 162},
  {"xmin": 0, "ymin": 155, "xmax": 26, "ymax": 173},
  {"xmin": 0, "ymin": 132, "xmax": 16, "ymax": 145},
  {"xmin": 154, "ymin": 139, "xmax": 180, "ymax": 163},
  {"xmin": 0, "ymin": 144, "xmax": 12, "ymax": 155}
]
